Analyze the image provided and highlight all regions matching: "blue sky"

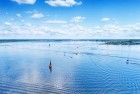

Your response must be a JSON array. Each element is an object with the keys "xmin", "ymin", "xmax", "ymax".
[{"xmin": 0, "ymin": 0, "xmax": 140, "ymax": 39}]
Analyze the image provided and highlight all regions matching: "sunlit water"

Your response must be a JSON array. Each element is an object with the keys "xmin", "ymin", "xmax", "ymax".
[{"xmin": 0, "ymin": 41, "xmax": 140, "ymax": 94}]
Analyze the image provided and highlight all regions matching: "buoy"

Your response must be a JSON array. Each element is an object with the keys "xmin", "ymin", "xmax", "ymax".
[{"xmin": 126, "ymin": 59, "xmax": 129, "ymax": 64}]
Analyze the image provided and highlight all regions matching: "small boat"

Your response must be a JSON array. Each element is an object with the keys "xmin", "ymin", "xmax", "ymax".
[
  {"xmin": 49, "ymin": 60, "xmax": 52, "ymax": 72},
  {"xmin": 49, "ymin": 60, "xmax": 52, "ymax": 68}
]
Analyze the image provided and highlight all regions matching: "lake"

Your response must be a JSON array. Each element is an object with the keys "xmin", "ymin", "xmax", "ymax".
[{"xmin": 0, "ymin": 40, "xmax": 140, "ymax": 94}]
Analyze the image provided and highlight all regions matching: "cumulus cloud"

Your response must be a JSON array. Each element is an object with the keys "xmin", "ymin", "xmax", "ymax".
[
  {"xmin": 1, "ymin": 22, "xmax": 47, "ymax": 35},
  {"xmin": 45, "ymin": 0, "xmax": 82, "ymax": 7},
  {"xmin": 4, "ymin": 22, "xmax": 11, "ymax": 26},
  {"xmin": 0, "ymin": 20, "xmax": 91, "ymax": 38},
  {"xmin": 101, "ymin": 17, "xmax": 110, "ymax": 22},
  {"xmin": 1, "ymin": 16, "xmax": 140, "ymax": 39},
  {"xmin": 16, "ymin": 13, "xmax": 22, "ymax": 17},
  {"xmin": 91, "ymin": 23, "xmax": 140, "ymax": 38},
  {"xmin": 31, "ymin": 12, "xmax": 44, "ymax": 19},
  {"xmin": 11, "ymin": 0, "xmax": 36, "ymax": 4},
  {"xmin": 71, "ymin": 16, "xmax": 85, "ymax": 23},
  {"xmin": 46, "ymin": 20, "xmax": 67, "ymax": 24}
]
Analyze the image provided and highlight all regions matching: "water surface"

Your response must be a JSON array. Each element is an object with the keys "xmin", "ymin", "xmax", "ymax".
[{"xmin": 0, "ymin": 40, "xmax": 140, "ymax": 94}]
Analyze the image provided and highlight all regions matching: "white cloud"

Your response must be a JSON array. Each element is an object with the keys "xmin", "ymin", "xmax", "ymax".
[
  {"xmin": 11, "ymin": 0, "xmax": 36, "ymax": 4},
  {"xmin": 31, "ymin": 12, "xmax": 44, "ymax": 19},
  {"xmin": 71, "ymin": 16, "xmax": 85, "ymax": 23},
  {"xmin": 101, "ymin": 17, "xmax": 110, "ymax": 22},
  {"xmin": 4, "ymin": 22, "xmax": 11, "ymax": 26},
  {"xmin": 1, "ymin": 16, "xmax": 140, "ymax": 39},
  {"xmin": 91, "ymin": 23, "xmax": 140, "ymax": 39},
  {"xmin": 46, "ymin": 20, "xmax": 67, "ymax": 24},
  {"xmin": 0, "ymin": 19, "xmax": 91, "ymax": 38},
  {"xmin": 16, "ymin": 13, "xmax": 22, "ymax": 17},
  {"xmin": 45, "ymin": 0, "xmax": 82, "ymax": 7},
  {"xmin": 1, "ymin": 22, "xmax": 47, "ymax": 35}
]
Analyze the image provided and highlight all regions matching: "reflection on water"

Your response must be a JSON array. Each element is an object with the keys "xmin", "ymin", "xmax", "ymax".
[{"xmin": 0, "ymin": 41, "xmax": 139, "ymax": 94}]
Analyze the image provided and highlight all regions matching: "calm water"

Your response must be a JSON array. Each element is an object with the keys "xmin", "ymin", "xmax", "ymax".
[{"xmin": 0, "ymin": 41, "xmax": 140, "ymax": 94}]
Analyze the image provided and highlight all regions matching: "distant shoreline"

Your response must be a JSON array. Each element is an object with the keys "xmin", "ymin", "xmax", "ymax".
[{"xmin": 0, "ymin": 39, "xmax": 139, "ymax": 45}]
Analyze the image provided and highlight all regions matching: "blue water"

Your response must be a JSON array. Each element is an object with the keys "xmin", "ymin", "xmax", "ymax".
[{"xmin": 0, "ymin": 41, "xmax": 140, "ymax": 94}]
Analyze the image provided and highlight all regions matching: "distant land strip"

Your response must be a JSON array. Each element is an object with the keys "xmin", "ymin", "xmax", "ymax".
[{"xmin": 0, "ymin": 39, "xmax": 139, "ymax": 45}]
